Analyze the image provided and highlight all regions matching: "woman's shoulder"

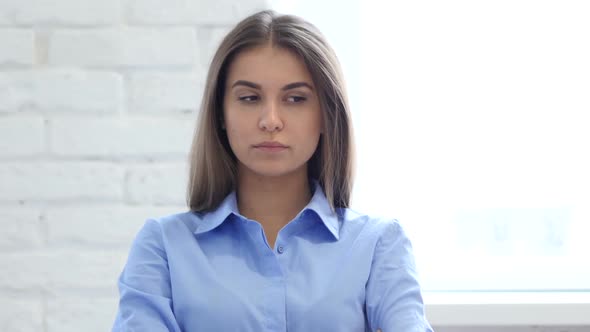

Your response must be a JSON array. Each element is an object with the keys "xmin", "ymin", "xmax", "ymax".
[
  {"xmin": 337, "ymin": 207, "xmax": 407, "ymax": 241},
  {"xmin": 140, "ymin": 209, "xmax": 205, "ymax": 238},
  {"xmin": 338, "ymin": 208, "xmax": 417, "ymax": 271}
]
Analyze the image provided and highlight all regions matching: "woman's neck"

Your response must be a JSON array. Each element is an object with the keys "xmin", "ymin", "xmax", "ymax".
[{"xmin": 236, "ymin": 166, "xmax": 312, "ymax": 247}]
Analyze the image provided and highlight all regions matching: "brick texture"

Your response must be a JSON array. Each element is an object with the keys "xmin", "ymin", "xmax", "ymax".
[
  {"xmin": 0, "ymin": 29, "xmax": 34, "ymax": 65},
  {"xmin": 0, "ymin": 1, "xmax": 271, "ymax": 330},
  {"xmin": 0, "ymin": 162, "xmax": 125, "ymax": 202},
  {"xmin": 0, "ymin": 116, "xmax": 44, "ymax": 155},
  {"xmin": 125, "ymin": 163, "xmax": 188, "ymax": 205},
  {"xmin": 49, "ymin": 28, "xmax": 197, "ymax": 67},
  {"xmin": 128, "ymin": 72, "xmax": 203, "ymax": 113},
  {"xmin": 48, "ymin": 116, "xmax": 194, "ymax": 158},
  {"xmin": 0, "ymin": 208, "xmax": 45, "ymax": 251},
  {"xmin": 127, "ymin": 0, "xmax": 268, "ymax": 25},
  {"xmin": 0, "ymin": 299, "xmax": 44, "ymax": 332},
  {"xmin": 0, "ymin": 0, "xmax": 121, "ymax": 26},
  {"xmin": 0, "ymin": 70, "xmax": 123, "ymax": 113},
  {"xmin": 47, "ymin": 297, "xmax": 119, "ymax": 332}
]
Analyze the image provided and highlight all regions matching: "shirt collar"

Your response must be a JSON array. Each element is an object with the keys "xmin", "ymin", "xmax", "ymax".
[
  {"xmin": 302, "ymin": 181, "xmax": 341, "ymax": 240},
  {"xmin": 193, "ymin": 191, "xmax": 239, "ymax": 235},
  {"xmin": 193, "ymin": 180, "xmax": 341, "ymax": 240}
]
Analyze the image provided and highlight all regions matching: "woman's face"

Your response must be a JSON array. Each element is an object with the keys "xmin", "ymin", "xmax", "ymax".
[{"xmin": 223, "ymin": 44, "xmax": 322, "ymax": 179}]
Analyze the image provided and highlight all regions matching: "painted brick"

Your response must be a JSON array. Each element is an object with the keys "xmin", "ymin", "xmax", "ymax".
[
  {"xmin": 0, "ymin": 1, "xmax": 271, "ymax": 330},
  {"xmin": 45, "ymin": 205, "xmax": 186, "ymax": 248},
  {"xmin": 0, "ymin": 208, "xmax": 44, "ymax": 250},
  {"xmin": 0, "ymin": 298, "xmax": 44, "ymax": 332},
  {"xmin": 196, "ymin": 26, "xmax": 232, "ymax": 68},
  {"xmin": 49, "ymin": 28, "xmax": 197, "ymax": 67},
  {"xmin": 0, "ymin": 162, "xmax": 124, "ymax": 202},
  {"xmin": 126, "ymin": 163, "xmax": 188, "ymax": 205},
  {"xmin": 0, "ymin": 116, "xmax": 44, "ymax": 156},
  {"xmin": 47, "ymin": 297, "xmax": 118, "ymax": 332},
  {"xmin": 0, "ymin": 0, "xmax": 121, "ymax": 26},
  {"xmin": 49, "ymin": 116, "xmax": 194, "ymax": 158},
  {"xmin": 128, "ymin": 72, "xmax": 203, "ymax": 114},
  {"xmin": 0, "ymin": 29, "xmax": 34, "ymax": 65},
  {"xmin": 0, "ymin": 70, "xmax": 123, "ymax": 113},
  {"xmin": 0, "ymin": 250, "xmax": 126, "ymax": 291},
  {"xmin": 127, "ymin": 0, "xmax": 269, "ymax": 25},
  {"xmin": 0, "ymin": 71, "xmax": 30, "ymax": 113}
]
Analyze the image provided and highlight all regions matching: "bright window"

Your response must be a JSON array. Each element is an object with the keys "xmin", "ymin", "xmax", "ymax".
[{"xmin": 272, "ymin": 0, "xmax": 590, "ymax": 291}]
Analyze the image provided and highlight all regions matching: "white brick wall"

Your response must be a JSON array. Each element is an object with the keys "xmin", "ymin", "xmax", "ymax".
[
  {"xmin": 126, "ymin": 0, "xmax": 264, "ymax": 25},
  {"xmin": 0, "ymin": 70, "xmax": 123, "ymax": 113},
  {"xmin": 46, "ymin": 297, "xmax": 119, "ymax": 332},
  {"xmin": 48, "ymin": 116, "xmax": 194, "ymax": 157},
  {"xmin": 0, "ymin": 0, "xmax": 122, "ymax": 26},
  {"xmin": 128, "ymin": 72, "xmax": 203, "ymax": 113},
  {"xmin": 0, "ymin": 116, "xmax": 44, "ymax": 155},
  {"xmin": 125, "ymin": 163, "xmax": 188, "ymax": 205},
  {"xmin": 0, "ymin": 162, "xmax": 126, "ymax": 202},
  {"xmin": 0, "ymin": 29, "xmax": 35, "ymax": 65},
  {"xmin": 49, "ymin": 28, "xmax": 198, "ymax": 67},
  {"xmin": 0, "ymin": 299, "xmax": 44, "ymax": 332},
  {"xmin": 0, "ymin": 0, "xmax": 269, "ymax": 330},
  {"xmin": 0, "ymin": 208, "xmax": 44, "ymax": 250}
]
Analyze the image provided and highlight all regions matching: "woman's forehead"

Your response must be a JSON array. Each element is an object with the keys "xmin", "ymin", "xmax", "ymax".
[{"xmin": 226, "ymin": 45, "xmax": 314, "ymax": 88}]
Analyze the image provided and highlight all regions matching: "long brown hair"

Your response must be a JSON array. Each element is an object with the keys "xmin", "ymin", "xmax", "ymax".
[{"xmin": 187, "ymin": 10, "xmax": 354, "ymax": 212}]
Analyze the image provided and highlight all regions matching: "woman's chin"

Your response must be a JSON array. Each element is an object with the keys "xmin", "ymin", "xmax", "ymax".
[{"xmin": 242, "ymin": 163, "xmax": 307, "ymax": 180}]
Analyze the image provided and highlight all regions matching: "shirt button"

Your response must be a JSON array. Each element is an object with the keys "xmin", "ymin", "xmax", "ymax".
[{"xmin": 277, "ymin": 246, "xmax": 284, "ymax": 254}]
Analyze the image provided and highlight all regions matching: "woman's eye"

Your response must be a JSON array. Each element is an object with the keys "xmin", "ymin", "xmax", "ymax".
[
  {"xmin": 238, "ymin": 95, "xmax": 259, "ymax": 103},
  {"xmin": 287, "ymin": 96, "xmax": 306, "ymax": 103}
]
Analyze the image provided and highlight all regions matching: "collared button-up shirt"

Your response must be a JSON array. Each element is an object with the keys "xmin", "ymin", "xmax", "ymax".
[{"xmin": 112, "ymin": 183, "xmax": 433, "ymax": 332}]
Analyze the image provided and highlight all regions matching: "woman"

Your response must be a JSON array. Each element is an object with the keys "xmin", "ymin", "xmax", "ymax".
[{"xmin": 113, "ymin": 10, "xmax": 433, "ymax": 332}]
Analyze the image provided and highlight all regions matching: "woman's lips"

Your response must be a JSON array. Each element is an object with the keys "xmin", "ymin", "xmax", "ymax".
[{"xmin": 253, "ymin": 141, "xmax": 288, "ymax": 152}]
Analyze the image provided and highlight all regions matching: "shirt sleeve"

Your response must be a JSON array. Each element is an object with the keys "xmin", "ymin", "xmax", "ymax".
[
  {"xmin": 112, "ymin": 219, "xmax": 182, "ymax": 332},
  {"xmin": 365, "ymin": 220, "xmax": 434, "ymax": 332}
]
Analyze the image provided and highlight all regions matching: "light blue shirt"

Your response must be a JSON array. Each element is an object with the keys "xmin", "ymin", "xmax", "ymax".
[{"xmin": 113, "ymin": 182, "xmax": 433, "ymax": 331}]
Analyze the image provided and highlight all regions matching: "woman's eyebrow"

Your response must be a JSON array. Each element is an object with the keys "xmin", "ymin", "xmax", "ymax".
[
  {"xmin": 282, "ymin": 82, "xmax": 313, "ymax": 91},
  {"xmin": 231, "ymin": 80, "xmax": 261, "ymax": 89},
  {"xmin": 231, "ymin": 80, "xmax": 314, "ymax": 91}
]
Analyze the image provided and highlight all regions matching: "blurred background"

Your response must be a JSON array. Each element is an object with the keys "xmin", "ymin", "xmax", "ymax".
[{"xmin": 1, "ymin": 0, "xmax": 589, "ymax": 331}]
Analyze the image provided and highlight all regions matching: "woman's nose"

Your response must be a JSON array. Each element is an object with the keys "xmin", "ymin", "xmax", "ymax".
[{"xmin": 258, "ymin": 101, "xmax": 284, "ymax": 132}]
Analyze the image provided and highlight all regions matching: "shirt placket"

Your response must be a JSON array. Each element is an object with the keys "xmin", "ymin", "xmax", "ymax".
[{"xmin": 244, "ymin": 219, "xmax": 288, "ymax": 332}]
